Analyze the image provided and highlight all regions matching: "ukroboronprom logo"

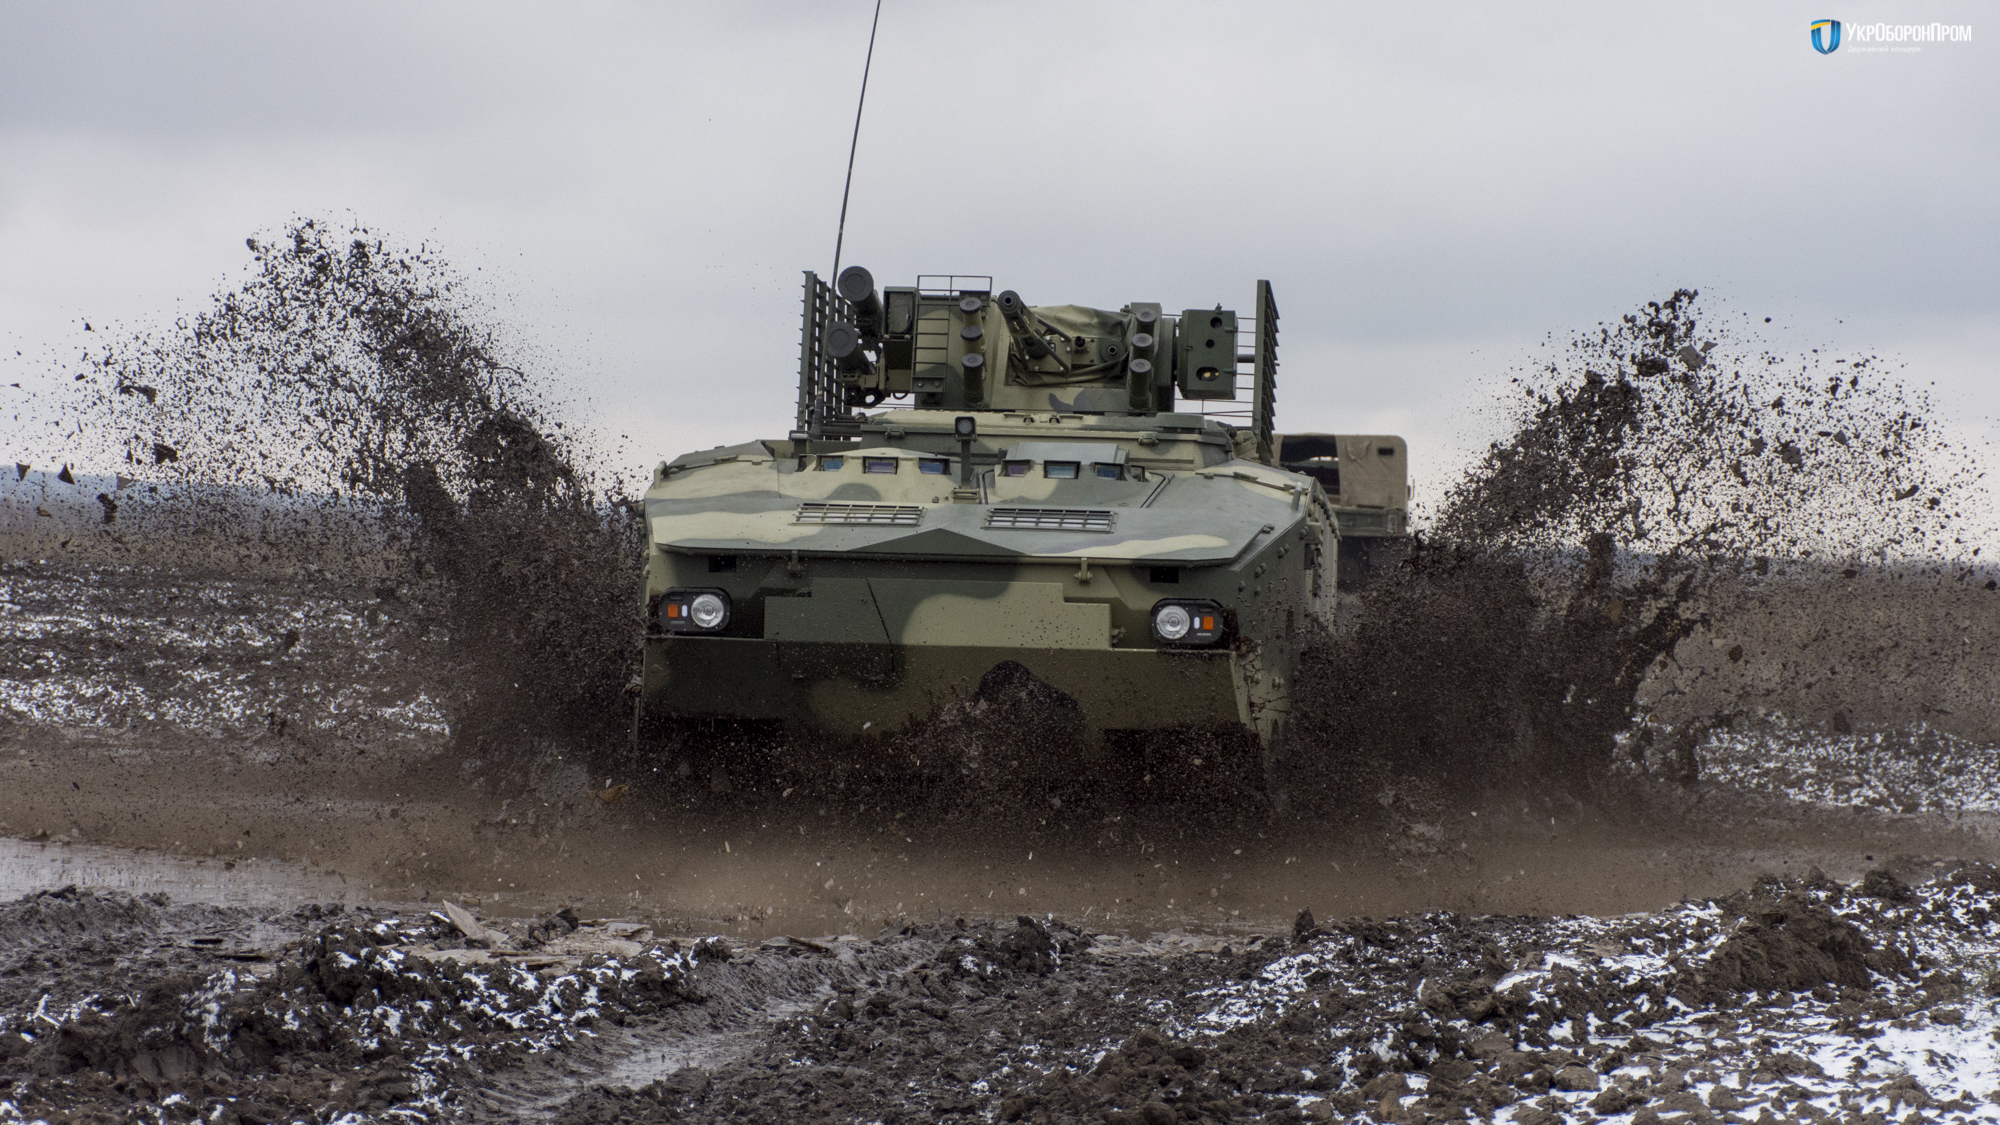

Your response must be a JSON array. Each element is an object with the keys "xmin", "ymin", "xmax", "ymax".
[{"xmin": 1812, "ymin": 19, "xmax": 1973, "ymax": 54}]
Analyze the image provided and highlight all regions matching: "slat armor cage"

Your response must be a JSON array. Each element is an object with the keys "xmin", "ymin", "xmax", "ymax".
[
  {"xmin": 797, "ymin": 271, "xmax": 861, "ymax": 439},
  {"xmin": 1249, "ymin": 279, "xmax": 1279, "ymax": 465}
]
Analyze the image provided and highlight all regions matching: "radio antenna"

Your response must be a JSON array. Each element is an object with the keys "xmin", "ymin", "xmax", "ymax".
[{"xmin": 831, "ymin": 0, "xmax": 883, "ymax": 282}]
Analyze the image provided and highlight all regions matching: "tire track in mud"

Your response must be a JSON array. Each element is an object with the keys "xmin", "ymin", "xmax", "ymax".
[{"xmin": 6, "ymin": 864, "xmax": 2000, "ymax": 1124}]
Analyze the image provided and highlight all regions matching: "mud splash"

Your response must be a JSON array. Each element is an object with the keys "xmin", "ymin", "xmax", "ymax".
[
  {"xmin": 1438, "ymin": 290, "xmax": 1975, "ymax": 560},
  {"xmin": 55, "ymin": 219, "xmax": 640, "ymax": 761},
  {"xmin": 1287, "ymin": 290, "xmax": 1992, "ymax": 806}
]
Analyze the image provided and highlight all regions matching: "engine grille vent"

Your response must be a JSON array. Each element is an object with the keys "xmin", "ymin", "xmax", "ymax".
[
  {"xmin": 985, "ymin": 507, "xmax": 1115, "ymax": 533},
  {"xmin": 794, "ymin": 502, "xmax": 923, "ymax": 526}
]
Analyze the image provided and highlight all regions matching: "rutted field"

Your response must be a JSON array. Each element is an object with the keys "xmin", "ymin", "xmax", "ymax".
[{"xmin": 2, "ymin": 558, "xmax": 1999, "ymax": 1123}]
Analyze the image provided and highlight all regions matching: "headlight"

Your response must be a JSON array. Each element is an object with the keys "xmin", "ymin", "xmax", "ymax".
[
  {"xmin": 661, "ymin": 588, "xmax": 731, "ymax": 634},
  {"xmin": 1151, "ymin": 600, "xmax": 1224, "ymax": 647},
  {"xmin": 689, "ymin": 592, "xmax": 727, "ymax": 629}
]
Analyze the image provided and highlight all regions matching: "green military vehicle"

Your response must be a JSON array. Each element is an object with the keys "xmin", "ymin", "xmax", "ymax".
[
  {"xmin": 1272, "ymin": 432, "xmax": 1413, "ymax": 591},
  {"xmin": 637, "ymin": 268, "xmax": 1408, "ymax": 788}
]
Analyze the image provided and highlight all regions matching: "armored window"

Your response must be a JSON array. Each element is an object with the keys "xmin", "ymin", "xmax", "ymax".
[
  {"xmin": 1093, "ymin": 463, "xmax": 1122, "ymax": 480},
  {"xmin": 817, "ymin": 456, "xmax": 845, "ymax": 471},
  {"xmin": 918, "ymin": 459, "xmax": 949, "ymax": 475},
  {"xmin": 1001, "ymin": 461, "xmax": 1030, "ymax": 477},
  {"xmin": 863, "ymin": 457, "xmax": 898, "ymax": 474},
  {"xmin": 1043, "ymin": 461, "xmax": 1080, "ymax": 480}
]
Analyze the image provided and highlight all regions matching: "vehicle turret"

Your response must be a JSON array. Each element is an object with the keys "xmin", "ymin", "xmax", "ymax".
[{"xmin": 796, "ymin": 271, "xmax": 1279, "ymax": 462}]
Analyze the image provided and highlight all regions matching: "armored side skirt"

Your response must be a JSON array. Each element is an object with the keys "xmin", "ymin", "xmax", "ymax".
[{"xmin": 641, "ymin": 637, "xmax": 1246, "ymax": 735}]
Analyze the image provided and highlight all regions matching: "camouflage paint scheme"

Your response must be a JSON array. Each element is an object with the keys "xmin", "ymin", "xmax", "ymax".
[{"xmin": 638, "ymin": 275, "xmax": 1408, "ymax": 768}]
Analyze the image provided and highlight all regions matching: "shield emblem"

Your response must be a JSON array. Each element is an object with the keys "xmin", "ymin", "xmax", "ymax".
[{"xmin": 1811, "ymin": 19, "xmax": 1842, "ymax": 54}]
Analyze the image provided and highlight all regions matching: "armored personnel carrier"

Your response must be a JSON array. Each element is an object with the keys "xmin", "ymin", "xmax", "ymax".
[{"xmin": 637, "ymin": 268, "xmax": 1408, "ymax": 784}]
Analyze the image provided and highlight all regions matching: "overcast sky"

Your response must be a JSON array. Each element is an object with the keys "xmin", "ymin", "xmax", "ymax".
[{"xmin": 2, "ymin": 1, "xmax": 1993, "ymax": 518}]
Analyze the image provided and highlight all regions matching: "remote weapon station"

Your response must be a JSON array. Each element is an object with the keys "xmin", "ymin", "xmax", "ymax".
[{"xmin": 636, "ymin": 268, "xmax": 1410, "ymax": 787}]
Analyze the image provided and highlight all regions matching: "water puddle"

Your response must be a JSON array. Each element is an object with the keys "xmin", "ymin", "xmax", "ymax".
[
  {"xmin": 0, "ymin": 834, "xmax": 404, "ymax": 909},
  {"xmin": 602, "ymin": 1016, "xmax": 802, "ymax": 1089}
]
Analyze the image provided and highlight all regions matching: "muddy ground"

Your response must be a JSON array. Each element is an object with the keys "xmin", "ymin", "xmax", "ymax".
[
  {"xmin": 2, "ymin": 562, "xmax": 1999, "ymax": 1124},
  {"xmin": 4, "ymin": 849, "xmax": 2000, "ymax": 1125}
]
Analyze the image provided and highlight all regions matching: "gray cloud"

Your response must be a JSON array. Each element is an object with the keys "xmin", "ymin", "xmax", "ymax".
[{"xmin": 1, "ymin": 0, "xmax": 1993, "ymax": 517}]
